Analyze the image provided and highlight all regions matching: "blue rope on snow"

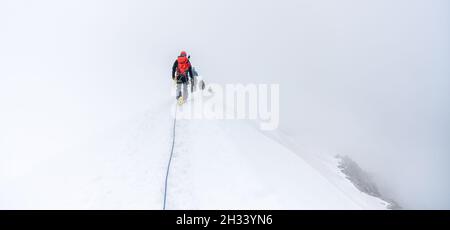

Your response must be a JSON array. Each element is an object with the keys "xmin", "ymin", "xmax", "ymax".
[{"xmin": 163, "ymin": 106, "xmax": 178, "ymax": 210}]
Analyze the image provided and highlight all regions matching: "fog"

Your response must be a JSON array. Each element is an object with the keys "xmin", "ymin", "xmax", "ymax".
[{"xmin": 1, "ymin": 0, "xmax": 449, "ymax": 209}]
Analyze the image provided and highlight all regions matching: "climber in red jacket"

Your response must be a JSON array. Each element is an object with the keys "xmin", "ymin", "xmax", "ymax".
[{"xmin": 172, "ymin": 51, "xmax": 194, "ymax": 104}]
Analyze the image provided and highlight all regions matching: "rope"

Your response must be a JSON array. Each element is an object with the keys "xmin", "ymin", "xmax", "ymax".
[{"xmin": 163, "ymin": 105, "xmax": 177, "ymax": 210}]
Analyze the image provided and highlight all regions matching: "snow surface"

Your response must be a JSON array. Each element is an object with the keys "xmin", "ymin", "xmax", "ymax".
[
  {"xmin": 1, "ymin": 85, "xmax": 389, "ymax": 209},
  {"xmin": 165, "ymin": 90, "xmax": 389, "ymax": 210},
  {"xmin": 0, "ymin": 85, "xmax": 387, "ymax": 209}
]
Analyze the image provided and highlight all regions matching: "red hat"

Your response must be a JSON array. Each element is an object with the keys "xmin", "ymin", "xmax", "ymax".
[{"xmin": 180, "ymin": 51, "xmax": 187, "ymax": 57}]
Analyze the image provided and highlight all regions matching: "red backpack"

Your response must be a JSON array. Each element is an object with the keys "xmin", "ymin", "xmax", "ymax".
[{"xmin": 177, "ymin": 56, "xmax": 191, "ymax": 77}]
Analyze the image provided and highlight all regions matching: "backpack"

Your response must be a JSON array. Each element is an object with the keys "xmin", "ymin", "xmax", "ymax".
[{"xmin": 176, "ymin": 56, "xmax": 190, "ymax": 77}]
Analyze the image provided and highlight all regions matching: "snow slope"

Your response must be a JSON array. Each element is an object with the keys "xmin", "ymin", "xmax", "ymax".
[
  {"xmin": 0, "ymin": 99, "xmax": 173, "ymax": 209},
  {"xmin": 164, "ymin": 91, "xmax": 389, "ymax": 210},
  {"xmin": 1, "ymin": 86, "xmax": 389, "ymax": 210}
]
